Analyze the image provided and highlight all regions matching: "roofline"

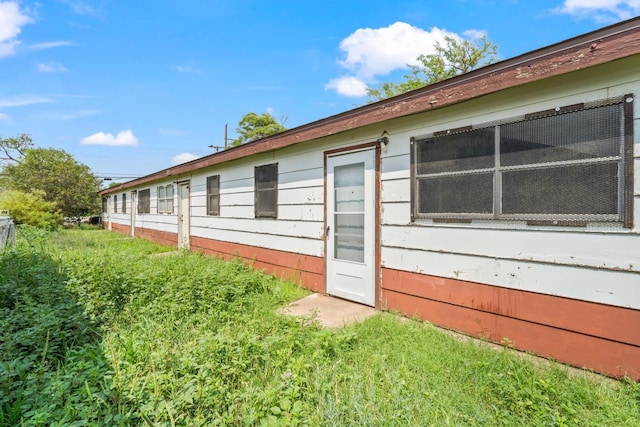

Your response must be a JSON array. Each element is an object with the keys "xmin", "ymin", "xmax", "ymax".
[{"xmin": 101, "ymin": 16, "xmax": 640, "ymax": 195}]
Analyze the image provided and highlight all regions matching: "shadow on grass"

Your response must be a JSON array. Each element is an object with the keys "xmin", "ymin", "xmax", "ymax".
[{"xmin": 0, "ymin": 250, "xmax": 128, "ymax": 425}]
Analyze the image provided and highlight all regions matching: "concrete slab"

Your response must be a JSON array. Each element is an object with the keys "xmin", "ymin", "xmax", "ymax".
[{"xmin": 279, "ymin": 293, "xmax": 377, "ymax": 328}]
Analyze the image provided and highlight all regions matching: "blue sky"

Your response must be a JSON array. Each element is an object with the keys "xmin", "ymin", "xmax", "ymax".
[{"xmin": 1, "ymin": 0, "xmax": 639, "ymax": 181}]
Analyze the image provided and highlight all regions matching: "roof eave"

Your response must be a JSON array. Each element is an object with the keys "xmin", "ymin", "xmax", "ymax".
[{"xmin": 100, "ymin": 16, "xmax": 640, "ymax": 195}]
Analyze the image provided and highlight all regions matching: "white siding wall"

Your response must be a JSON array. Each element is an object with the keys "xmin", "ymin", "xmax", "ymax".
[
  {"xmin": 189, "ymin": 149, "xmax": 327, "ymax": 257},
  {"xmin": 378, "ymin": 58, "xmax": 640, "ymax": 309},
  {"xmin": 113, "ymin": 57, "xmax": 640, "ymax": 310},
  {"xmin": 108, "ymin": 191, "xmax": 131, "ymax": 227},
  {"xmin": 117, "ymin": 181, "xmax": 179, "ymax": 231}
]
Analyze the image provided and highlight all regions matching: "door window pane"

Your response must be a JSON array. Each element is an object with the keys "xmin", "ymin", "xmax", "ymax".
[{"xmin": 334, "ymin": 162, "xmax": 365, "ymax": 262}]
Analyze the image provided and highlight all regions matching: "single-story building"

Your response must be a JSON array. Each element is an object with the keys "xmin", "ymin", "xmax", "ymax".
[{"xmin": 100, "ymin": 17, "xmax": 640, "ymax": 379}]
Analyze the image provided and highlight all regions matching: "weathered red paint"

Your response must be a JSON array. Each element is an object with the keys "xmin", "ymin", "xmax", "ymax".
[
  {"xmin": 127, "ymin": 227, "xmax": 178, "ymax": 247},
  {"xmin": 190, "ymin": 236, "xmax": 324, "ymax": 292},
  {"xmin": 111, "ymin": 223, "xmax": 131, "ymax": 235},
  {"xmin": 381, "ymin": 267, "xmax": 640, "ymax": 380}
]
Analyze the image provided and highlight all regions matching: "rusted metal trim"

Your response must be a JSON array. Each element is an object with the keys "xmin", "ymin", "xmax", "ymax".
[
  {"xmin": 526, "ymin": 220, "xmax": 588, "ymax": 227},
  {"xmin": 524, "ymin": 103, "xmax": 585, "ymax": 120},
  {"xmin": 322, "ymin": 152, "xmax": 328, "ymax": 296},
  {"xmin": 409, "ymin": 137, "xmax": 416, "ymax": 223},
  {"xmin": 324, "ymin": 141, "xmax": 379, "ymax": 156},
  {"xmin": 374, "ymin": 144, "xmax": 382, "ymax": 311},
  {"xmin": 432, "ymin": 218, "xmax": 474, "ymax": 224},
  {"xmin": 433, "ymin": 125, "xmax": 473, "ymax": 137},
  {"xmin": 623, "ymin": 94, "xmax": 634, "ymax": 228}
]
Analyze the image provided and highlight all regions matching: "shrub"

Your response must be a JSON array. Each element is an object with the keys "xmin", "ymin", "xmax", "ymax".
[{"xmin": 0, "ymin": 190, "xmax": 62, "ymax": 229}]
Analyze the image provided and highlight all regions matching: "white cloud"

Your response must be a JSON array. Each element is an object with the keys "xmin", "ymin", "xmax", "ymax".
[
  {"xmin": 37, "ymin": 61, "xmax": 68, "ymax": 72},
  {"xmin": 176, "ymin": 65, "xmax": 202, "ymax": 74},
  {"xmin": 0, "ymin": 1, "xmax": 32, "ymax": 57},
  {"xmin": 0, "ymin": 94, "xmax": 54, "ymax": 107},
  {"xmin": 0, "ymin": 112, "xmax": 10, "ymax": 120},
  {"xmin": 26, "ymin": 40, "xmax": 76, "ymax": 51},
  {"xmin": 463, "ymin": 29, "xmax": 487, "ymax": 40},
  {"xmin": 555, "ymin": 0, "xmax": 640, "ymax": 21},
  {"xmin": 170, "ymin": 152, "xmax": 199, "ymax": 165},
  {"xmin": 326, "ymin": 22, "xmax": 463, "ymax": 97},
  {"xmin": 337, "ymin": 22, "xmax": 457, "ymax": 80},
  {"xmin": 42, "ymin": 109, "xmax": 103, "ymax": 120},
  {"xmin": 324, "ymin": 76, "xmax": 369, "ymax": 97},
  {"xmin": 81, "ymin": 130, "xmax": 139, "ymax": 147},
  {"xmin": 159, "ymin": 128, "xmax": 188, "ymax": 137},
  {"xmin": 59, "ymin": 0, "xmax": 100, "ymax": 17}
]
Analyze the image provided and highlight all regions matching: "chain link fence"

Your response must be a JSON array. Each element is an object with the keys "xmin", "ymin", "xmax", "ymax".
[{"xmin": 0, "ymin": 212, "xmax": 16, "ymax": 249}]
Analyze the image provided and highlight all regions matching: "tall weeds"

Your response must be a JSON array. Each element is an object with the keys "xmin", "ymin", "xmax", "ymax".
[{"xmin": 1, "ymin": 227, "xmax": 638, "ymax": 426}]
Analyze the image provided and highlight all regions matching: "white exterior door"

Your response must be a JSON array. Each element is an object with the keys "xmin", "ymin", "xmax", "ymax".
[
  {"xmin": 178, "ymin": 182, "xmax": 190, "ymax": 249},
  {"xmin": 130, "ymin": 191, "xmax": 136, "ymax": 237},
  {"xmin": 107, "ymin": 196, "xmax": 112, "ymax": 231},
  {"xmin": 326, "ymin": 149, "xmax": 375, "ymax": 306}
]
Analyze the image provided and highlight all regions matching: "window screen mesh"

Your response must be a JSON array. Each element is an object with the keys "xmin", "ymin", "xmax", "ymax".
[
  {"xmin": 417, "ymin": 128, "xmax": 494, "ymax": 174},
  {"xmin": 412, "ymin": 96, "xmax": 629, "ymax": 222},
  {"xmin": 207, "ymin": 175, "xmax": 220, "ymax": 216},
  {"xmin": 500, "ymin": 104, "xmax": 623, "ymax": 166},
  {"xmin": 417, "ymin": 173, "xmax": 493, "ymax": 214},
  {"xmin": 502, "ymin": 162, "xmax": 619, "ymax": 215},
  {"xmin": 255, "ymin": 164, "xmax": 278, "ymax": 217}
]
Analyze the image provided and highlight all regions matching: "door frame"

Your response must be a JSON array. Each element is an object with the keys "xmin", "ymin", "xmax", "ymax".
[
  {"xmin": 178, "ymin": 181, "xmax": 191, "ymax": 250},
  {"xmin": 130, "ymin": 190, "xmax": 136, "ymax": 237},
  {"xmin": 324, "ymin": 141, "xmax": 381, "ymax": 309},
  {"xmin": 107, "ymin": 196, "xmax": 112, "ymax": 231}
]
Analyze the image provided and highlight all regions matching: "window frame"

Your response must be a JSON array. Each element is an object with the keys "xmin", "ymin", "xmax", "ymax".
[
  {"xmin": 137, "ymin": 189, "xmax": 151, "ymax": 214},
  {"xmin": 254, "ymin": 163, "xmax": 278, "ymax": 218},
  {"xmin": 122, "ymin": 193, "xmax": 127, "ymax": 214},
  {"xmin": 113, "ymin": 195, "xmax": 118, "ymax": 213},
  {"xmin": 157, "ymin": 184, "xmax": 174, "ymax": 214},
  {"xmin": 410, "ymin": 95, "xmax": 634, "ymax": 227},
  {"xmin": 206, "ymin": 175, "xmax": 220, "ymax": 216}
]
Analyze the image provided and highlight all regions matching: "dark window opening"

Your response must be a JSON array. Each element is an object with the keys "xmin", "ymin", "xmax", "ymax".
[
  {"xmin": 138, "ymin": 189, "xmax": 150, "ymax": 214},
  {"xmin": 207, "ymin": 175, "xmax": 220, "ymax": 216},
  {"xmin": 255, "ymin": 163, "xmax": 278, "ymax": 218}
]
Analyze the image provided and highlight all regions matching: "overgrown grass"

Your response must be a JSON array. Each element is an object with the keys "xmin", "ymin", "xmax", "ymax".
[{"xmin": 1, "ymin": 227, "xmax": 638, "ymax": 426}]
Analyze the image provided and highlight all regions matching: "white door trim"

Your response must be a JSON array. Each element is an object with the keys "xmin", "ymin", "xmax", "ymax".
[
  {"xmin": 130, "ymin": 191, "xmax": 136, "ymax": 237},
  {"xmin": 178, "ymin": 182, "xmax": 190, "ymax": 249},
  {"xmin": 325, "ymin": 148, "xmax": 376, "ymax": 306}
]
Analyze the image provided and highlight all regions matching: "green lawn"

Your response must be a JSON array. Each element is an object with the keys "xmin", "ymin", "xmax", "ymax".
[{"xmin": 1, "ymin": 227, "xmax": 638, "ymax": 426}]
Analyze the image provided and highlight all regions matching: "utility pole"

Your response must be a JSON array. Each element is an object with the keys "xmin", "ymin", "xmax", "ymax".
[{"xmin": 208, "ymin": 123, "xmax": 235, "ymax": 151}]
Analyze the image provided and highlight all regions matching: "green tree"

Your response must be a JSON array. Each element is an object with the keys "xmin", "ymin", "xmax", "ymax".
[
  {"xmin": 367, "ymin": 35, "xmax": 498, "ymax": 102},
  {"xmin": 230, "ymin": 112, "xmax": 287, "ymax": 147},
  {"xmin": 0, "ymin": 133, "xmax": 33, "ymax": 164},
  {"xmin": 0, "ymin": 148, "xmax": 101, "ymax": 217},
  {"xmin": 0, "ymin": 190, "xmax": 62, "ymax": 229}
]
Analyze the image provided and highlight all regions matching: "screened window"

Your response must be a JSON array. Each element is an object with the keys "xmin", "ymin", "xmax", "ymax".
[
  {"xmin": 412, "ymin": 95, "xmax": 633, "ymax": 226},
  {"xmin": 113, "ymin": 195, "xmax": 118, "ymax": 213},
  {"xmin": 102, "ymin": 197, "xmax": 108, "ymax": 213},
  {"xmin": 157, "ymin": 185, "xmax": 174, "ymax": 214},
  {"xmin": 207, "ymin": 175, "xmax": 220, "ymax": 216},
  {"xmin": 255, "ymin": 163, "xmax": 278, "ymax": 218},
  {"xmin": 122, "ymin": 193, "xmax": 127, "ymax": 214},
  {"xmin": 138, "ymin": 189, "xmax": 150, "ymax": 214}
]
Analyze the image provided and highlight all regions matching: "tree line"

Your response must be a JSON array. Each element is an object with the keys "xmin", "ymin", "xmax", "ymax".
[{"xmin": 0, "ymin": 135, "xmax": 101, "ymax": 229}]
